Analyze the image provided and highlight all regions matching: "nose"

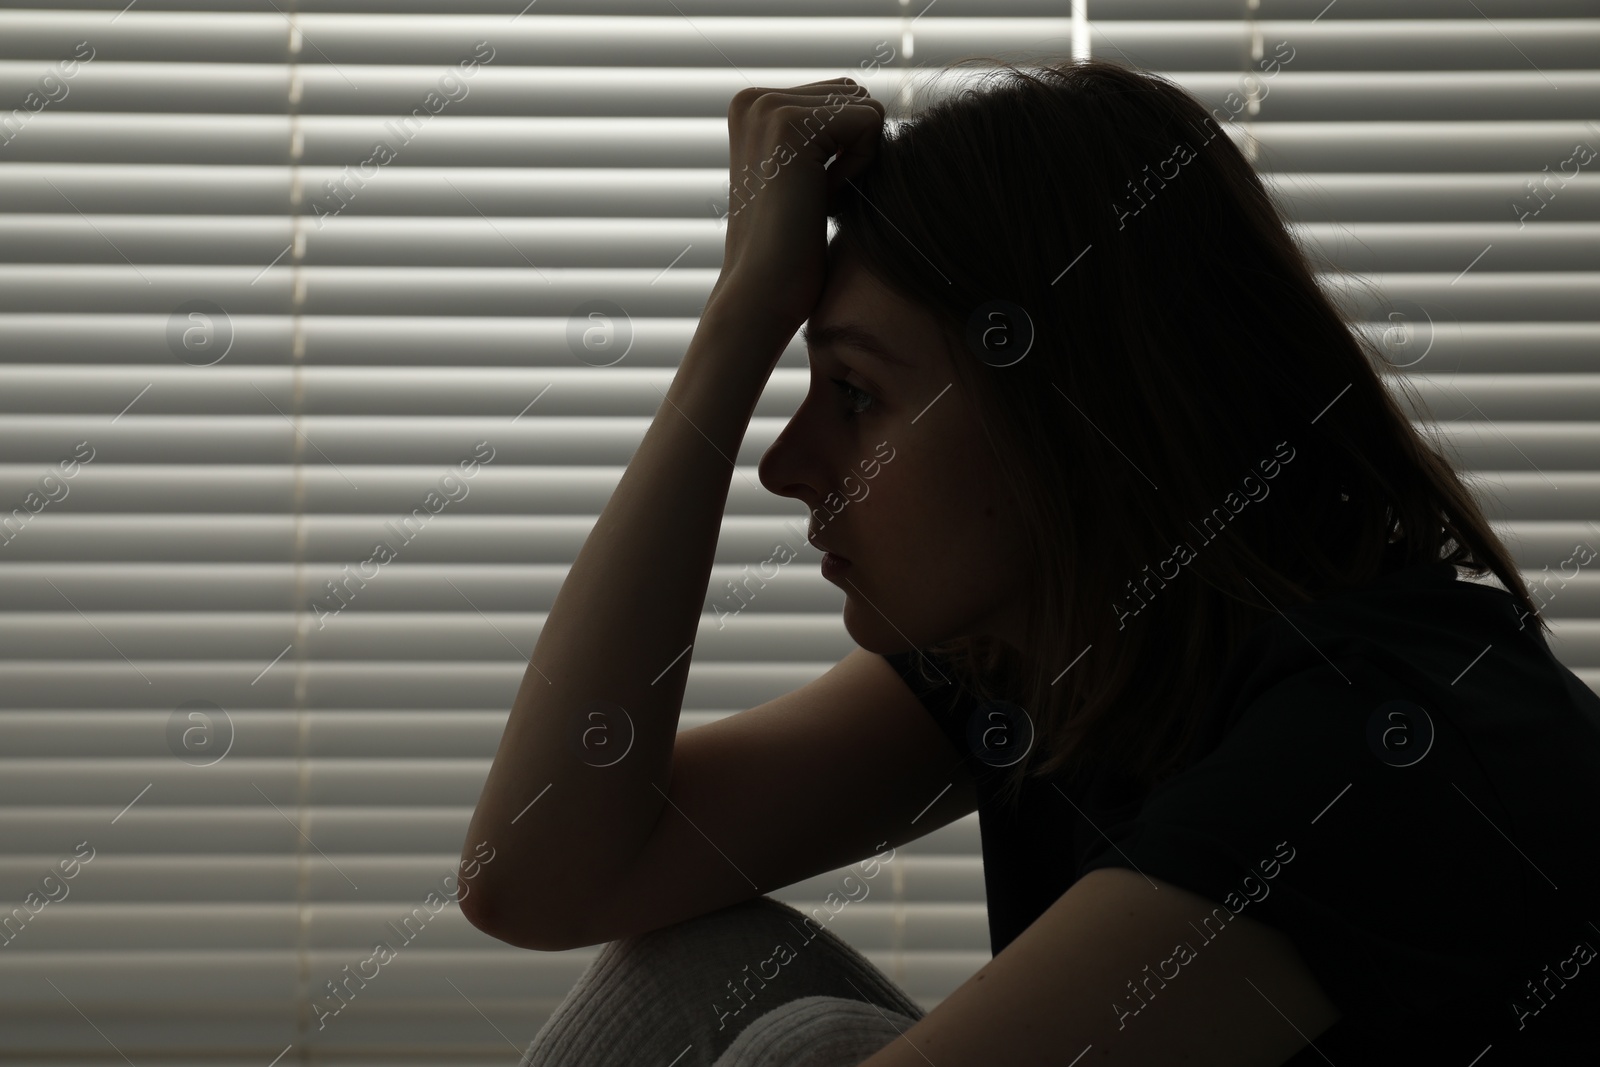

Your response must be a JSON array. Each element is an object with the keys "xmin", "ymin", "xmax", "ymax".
[
  {"xmin": 757, "ymin": 420, "xmax": 808, "ymax": 502},
  {"xmin": 760, "ymin": 381, "xmax": 851, "ymax": 517}
]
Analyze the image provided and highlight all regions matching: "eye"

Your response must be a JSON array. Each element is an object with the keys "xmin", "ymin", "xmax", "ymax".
[{"xmin": 829, "ymin": 378, "xmax": 875, "ymax": 418}]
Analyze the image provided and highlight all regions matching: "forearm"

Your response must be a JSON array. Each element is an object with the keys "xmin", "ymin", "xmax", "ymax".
[{"xmin": 460, "ymin": 303, "xmax": 785, "ymax": 940}]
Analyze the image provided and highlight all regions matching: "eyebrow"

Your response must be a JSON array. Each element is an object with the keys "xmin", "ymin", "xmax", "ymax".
[{"xmin": 800, "ymin": 322, "xmax": 913, "ymax": 370}]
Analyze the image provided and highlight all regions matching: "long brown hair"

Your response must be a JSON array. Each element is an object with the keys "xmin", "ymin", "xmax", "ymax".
[{"xmin": 830, "ymin": 57, "xmax": 1543, "ymax": 813}]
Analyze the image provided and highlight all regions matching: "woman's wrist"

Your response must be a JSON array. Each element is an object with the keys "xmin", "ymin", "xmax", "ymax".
[
  {"xmin": 698, "ymin": 288, "xmax": 802, "ymax": 352},
  {"xmin": 671, "ymin": 297, "xmax": 795, "ymax": 413}
]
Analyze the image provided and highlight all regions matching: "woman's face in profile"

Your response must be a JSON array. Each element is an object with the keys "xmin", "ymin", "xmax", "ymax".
[{"xmin": 756, "ymin": 246, "xmax": 1034, "ymax": 656}]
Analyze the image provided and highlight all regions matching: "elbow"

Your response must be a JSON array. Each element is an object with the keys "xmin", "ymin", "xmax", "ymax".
[
  {"xmin": 459, "ymin": 890, "xmax": 532, "ymax": 948},
  {"xmin": 459, "ymin": 887, "xmax": 584, "ymax": 953},
  {"xmin": 454, "ymin": 839, "xmax": 598, "ymax": 951},
  {"xmin": 457, "ymin": 882, "xmax": 498, "ymax": 936},
  {"xmin": 455, "ymin": 837, "xmax": 512, "ymax": 937}
]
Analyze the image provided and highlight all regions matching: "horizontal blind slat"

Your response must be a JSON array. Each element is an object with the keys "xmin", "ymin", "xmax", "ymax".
[
  {"xmin": 9, "ymin": 366, "xmax": 1600, "ymax": 416},
  {"xmin": 4, "ymin": 0, "xmax": 1592, "ymax": 16},
  {"xmin": 6, "ymin": 65, "xmax": 1598, "ymax": 117},
  {"xmin": 3, "ymin": 317, "xmax": 1598, "ymax": 370},
  {"xmin": 4, "ymin": 15, "xmax": 1598, "ymax": 71},
  {"xmin": 7, "ymin": 115, "xmax": 1599, "ymax": 170},
  {"xmin": 5, "ymin": 168, "xmax": 1597, "ymax": 222},
  {"xmin": 4, "ymin": 217, "xmax": 1599, "ymax": 270}
]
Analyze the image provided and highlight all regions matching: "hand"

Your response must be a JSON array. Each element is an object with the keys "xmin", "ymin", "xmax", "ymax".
[{"xmin": 705, "ymin": 78, "xmax": 887, "ymax": 348}]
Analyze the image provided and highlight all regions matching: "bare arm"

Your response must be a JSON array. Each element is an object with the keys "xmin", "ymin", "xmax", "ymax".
[
  {"xmin": 457, "ymin": 305, "xmax": 786, "ymax": 936},
  {"xmin": 457, "ymin": 77, "xmax": 885, "ymax": 943}
]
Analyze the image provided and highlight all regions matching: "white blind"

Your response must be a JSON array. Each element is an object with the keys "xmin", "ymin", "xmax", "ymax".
[{"xmin": 1, "ymin": 0, "xmax": 1597, "ymax": 1061}]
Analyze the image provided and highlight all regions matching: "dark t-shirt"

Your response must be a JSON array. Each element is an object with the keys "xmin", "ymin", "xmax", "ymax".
[{"xmin": 883, "ymin": 559, "xmax": 1600, "ymax": 1065}]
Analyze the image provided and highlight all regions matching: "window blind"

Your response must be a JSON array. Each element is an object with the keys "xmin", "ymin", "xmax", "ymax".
[{"xmin": 0, "ymin": 0, "xmax": 1596, "ymax": 1061}]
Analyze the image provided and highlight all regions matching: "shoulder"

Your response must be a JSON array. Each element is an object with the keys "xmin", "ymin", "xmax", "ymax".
[{"xmin": 1072, "ymin": 629, "xmax": 1599, "ymax": 1029}]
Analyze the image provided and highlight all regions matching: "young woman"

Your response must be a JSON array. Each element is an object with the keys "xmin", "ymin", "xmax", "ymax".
[{"xmin": 462, "ymin": 59, "xmax": 1600, "ymax": 1067}]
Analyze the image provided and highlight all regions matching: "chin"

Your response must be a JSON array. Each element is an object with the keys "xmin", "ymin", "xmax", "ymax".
[{"xmin": 840, "ymin": 606, "xmax": 959, "ymax": 658}]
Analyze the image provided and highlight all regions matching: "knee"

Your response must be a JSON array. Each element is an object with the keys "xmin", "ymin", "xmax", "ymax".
[
  {"xmin": 601, "ymin": 895, "xmax": 810, "ymax": 968},
  {"xmin": 712, "ymin": 995, "xmax": 914, "ymax": 1067}
]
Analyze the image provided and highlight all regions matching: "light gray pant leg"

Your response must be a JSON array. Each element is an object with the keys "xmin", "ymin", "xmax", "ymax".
[
  {"xmin": 517, "ymin": 894, "xmax": 925, "ymax": 1067},
  {"xmin": 710, "ymin": 994, "xmax": 922, "ymax": 1067}
]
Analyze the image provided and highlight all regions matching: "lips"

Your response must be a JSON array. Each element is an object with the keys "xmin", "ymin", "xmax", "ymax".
[{"xmin": 807, "ymin": 535, "xmax": 849, "ymax": 562}]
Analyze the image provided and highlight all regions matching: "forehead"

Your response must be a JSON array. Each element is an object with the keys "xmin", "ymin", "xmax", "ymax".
[
  {"xmin": 805, "ymin": 253, "xmax": 942, "ymax": 373},
  {"xmin": 800, "ymin": 320, "xmax": 913, "ymax": 371}
]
